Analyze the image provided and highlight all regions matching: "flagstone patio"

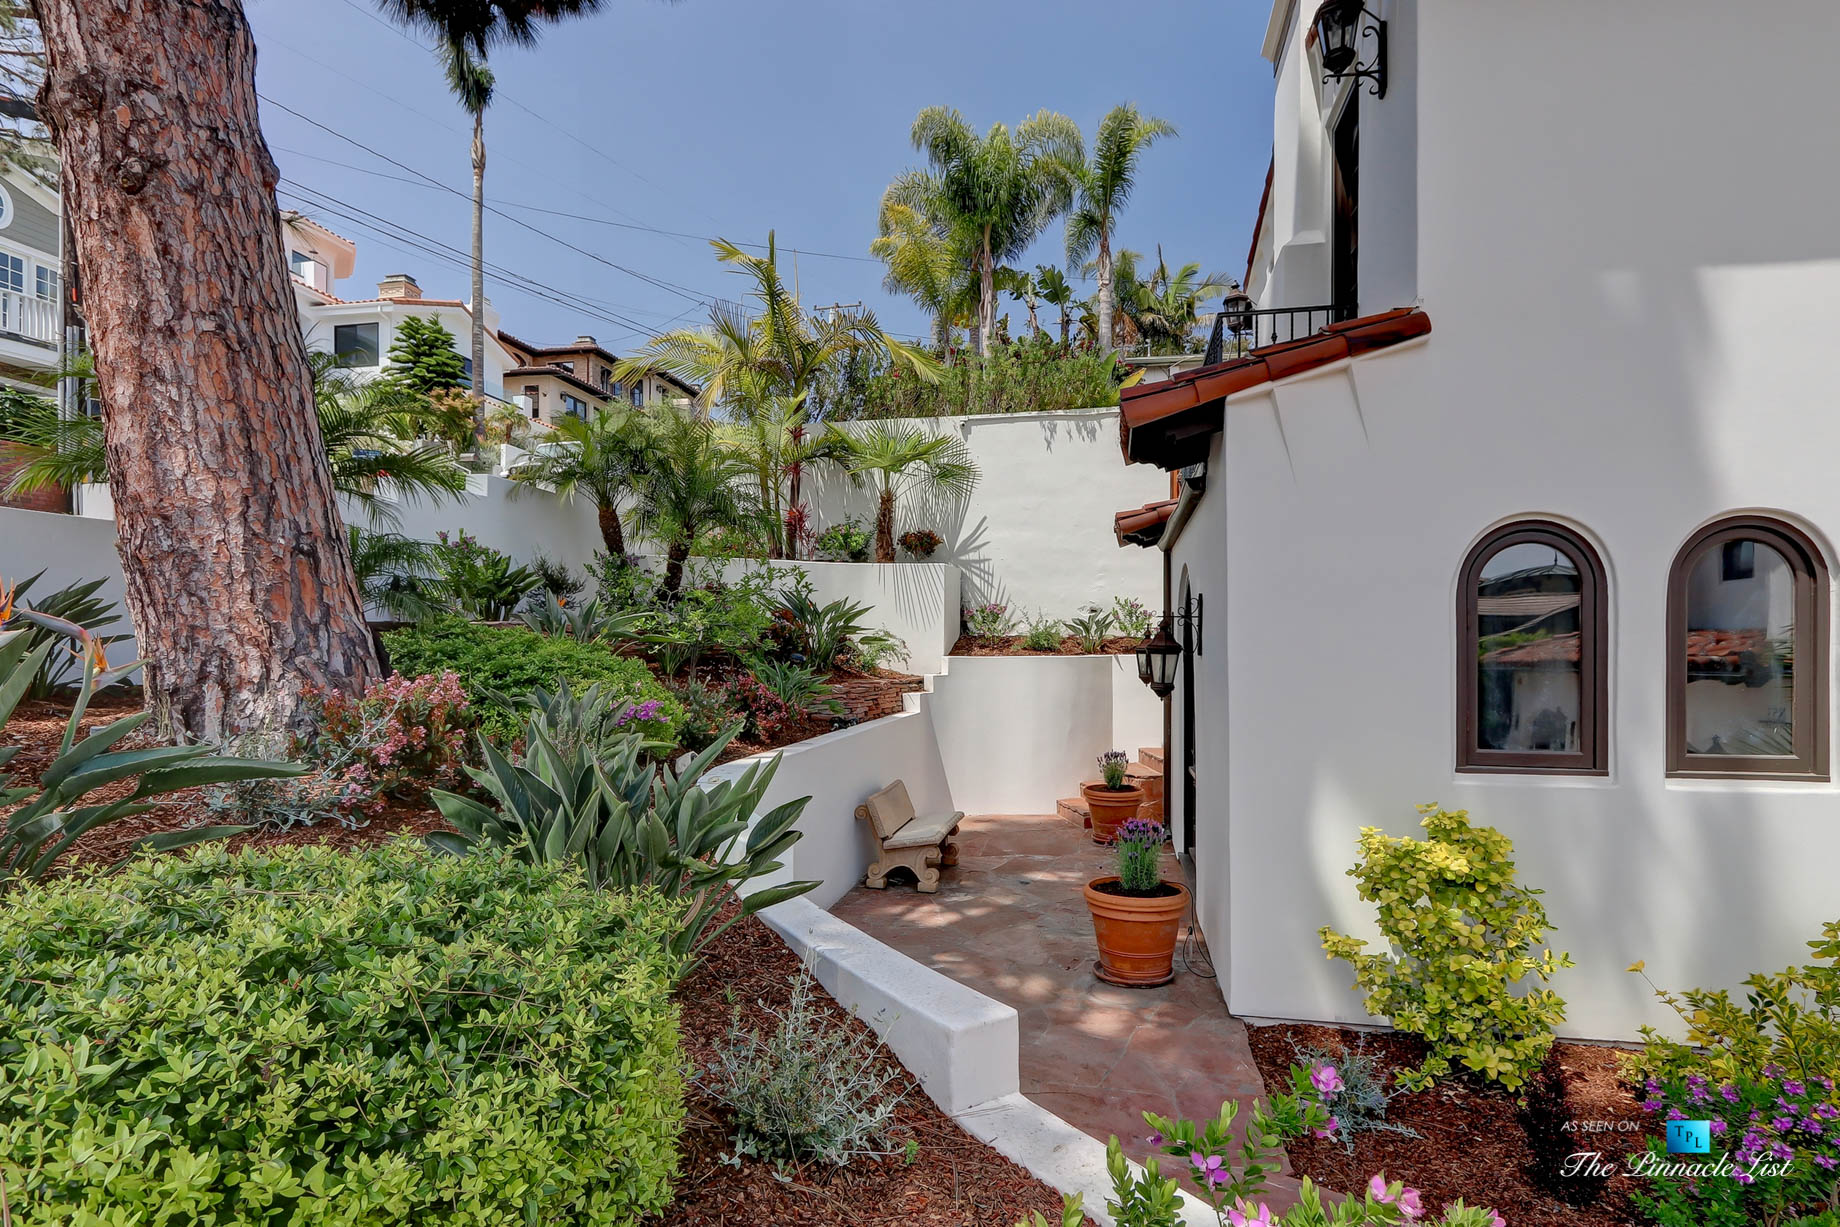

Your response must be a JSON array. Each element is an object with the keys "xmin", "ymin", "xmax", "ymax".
[{"xmin": 831, "ymin": 813, "xmax": 1302, "ymax": 1202}]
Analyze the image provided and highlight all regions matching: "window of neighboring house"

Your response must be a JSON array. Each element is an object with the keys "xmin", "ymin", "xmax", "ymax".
[
  {"xmin": 288, "ymin": 250, "xmax": 313, "ymax": 282},
  {"xmin": 1458, "ymin": 520, "xmax": 1608, "ymax": 775},
  {"xmin": 0, "ymin": 252, "xmax": 24, "ymax": 295},
  {"xmin": 523, "ymin": 385, "xmax": 540, "ymax": 418},
  {"xmin": 629, "ymin": 382, "xmax": 643, "ymax": 407},
  {"xmin": 1668, "ymin": 516, "xmax": 1828, "ymax": 780},
  {"xmin": 561, "ymin": 393, "xmax": 588, "ymax": 418},
  {"xmin": 460, "ymin": 356, "xmax": 474, "ymax": 389},
  {"xmin": 333, "ymin": 322, "xmax": 380, "ymax": 367},
  {"xmin": 34, "ymin": 265, "xmax": 57, "ymax": 301},
  {"xmin": 555, "ymin": 360, "xmax": 574, "ymax": 373}
]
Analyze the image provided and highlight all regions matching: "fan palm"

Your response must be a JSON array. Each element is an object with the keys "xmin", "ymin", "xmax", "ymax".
[
  {"xmin": 617, "ymin": 233, "xmax": 938, "ymax": 556},
  {"xmin": 507, "ymin": 407, "xmax": 652, "ymax": 555},
  {"xmin": 1067, "ymin": 104, "xmax": 1177, "ymax": 355},
  {"xmin": 1131, "ymin": 247, "xmax": 1233, "ymax": 355},
  {"xmin": 631, "ymin": 408, "xmax": 760, "ymax": 596},
  {"xmin": 893, "ymin": 107, "xmax": 1084, "ymax": 357},
  {"xmin": 719, "ymin": 389, "xmax": 849, "ymax": 560},
  {"xmin": 347, "ymin": 525, "xmax": 444, "ymax": 621},
  {"xmin": 827, "ymin": 421, "xmax": 979, "ymax": 563}
]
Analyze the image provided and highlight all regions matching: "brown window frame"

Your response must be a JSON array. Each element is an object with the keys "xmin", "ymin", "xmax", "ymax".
[
  {"xmin": 1666, "ymin": 516, "xmax": 1829, "ymax": 781},
  {"xmin": 1458, "ymin": 520, "xmax": 1609, "ymax": 775}
]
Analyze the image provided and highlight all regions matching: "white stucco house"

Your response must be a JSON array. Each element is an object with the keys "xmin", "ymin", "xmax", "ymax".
[{"xmin": 1112, "ymin": 0, "xmax": 1840, "ymax": 1041}]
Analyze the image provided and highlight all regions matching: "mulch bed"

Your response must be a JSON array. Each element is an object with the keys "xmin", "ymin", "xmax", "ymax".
[
  {"xmin": 950, "ymin": 634, "xmax": 1139, "ymax": 657},
  {"xmin": 662, "ymin": 911, "xmax": 1083, "ymax": 1226},
  {"xmin": 716, "ymin": 666, "xmax": 925, "ymax": 765},
  {"xmin": 1248, "ymin": 1024, "xmax": 1650, "ymax": 1227}
]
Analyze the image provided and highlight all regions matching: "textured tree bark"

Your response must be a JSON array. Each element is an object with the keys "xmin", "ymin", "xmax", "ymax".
[
  {"xmin": 976, "ymin": 236, "xmax": 994, "ymax": 358},
  {"xmin": 468, "ymin": 109, "xmax": 487, "ymax": 447},
  {"xmin": 36, "ymin": 0, "xmax": 379, "ymax": 743},
  {"xmin": 1096, "ymin": 233, "xmax": 1115, "ymax": 355}
]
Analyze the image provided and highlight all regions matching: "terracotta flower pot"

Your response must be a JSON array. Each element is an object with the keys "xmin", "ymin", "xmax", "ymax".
[
  {"xmin": 1084, "ymin": 875, "xmax": 1190, "ymax": 987},
  {"xmin": 1081, "ymin": 781, "xmax": 1144, "ymax": 844}
]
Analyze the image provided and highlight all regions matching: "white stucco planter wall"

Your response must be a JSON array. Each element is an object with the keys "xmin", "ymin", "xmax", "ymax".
[
  {"xmin": 928, "ymin": 655, "xmax": 1165, "ymax": 813},
  {"xmin": 0, "ymin": 505, "xmax": 141, "ymax": 664},
  {"xmin": 704, "ymin": 690, "xmax": 953, "ymax": 910}
]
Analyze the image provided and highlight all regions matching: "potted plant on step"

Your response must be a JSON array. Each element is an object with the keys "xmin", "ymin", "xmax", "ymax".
[
  {"xmin": 1082, "ymin": 750, "xmax": 1144, "ymax": 843},
  {"xmin": 1083, "ymin": 817, "xmax": 1188, "ymax": 987}
]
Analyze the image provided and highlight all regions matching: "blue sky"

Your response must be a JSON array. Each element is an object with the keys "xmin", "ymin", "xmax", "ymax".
[{"xmin": 248, "ymin": 0, "xmax": 1276, "ymax": 352}]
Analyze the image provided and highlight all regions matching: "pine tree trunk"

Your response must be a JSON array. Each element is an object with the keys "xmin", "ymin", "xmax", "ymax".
[
  {"xmin": 36, "ymin": 0, "xmax": 378, "ymax": 744},
  {"xmin": 469, "ymin": 110, "xmax": 488, "ymax": 448},
  {"xmin": 1096, "ymin": 234, "xmax": 1114, "ymax": 355},
  {"xmin": 595, "ymin": 502, "xmax": 626, "ymax": 556},
  {"xmin": 874, "ymin": 488, "xmax": 896, "ymax": 564}
]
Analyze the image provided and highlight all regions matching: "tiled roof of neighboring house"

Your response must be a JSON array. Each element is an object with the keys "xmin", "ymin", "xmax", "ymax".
[
  {"xmin": 506, "ymin": 363, "xmax": 615, "ymax": 402},
  {"xmin": 331, "ymin": 297, "xmax": 468, "ymax": 308},
  {"xmin": 291, "ymin": 275, "xmax": 350, "ymax": 305},
  {"xmin": 1113, "ymin": 498, "xmax": 1179, "ymax": 547},
  {"xmin": 1477, "ymin": 593, "xmax": 1580, "ymax": 618},
  {"xmin": 1482, "ymin": 627, "xmax": 1770, "ymax": 669},
  {"xmin": 281, "ymin": 209, "xmax": 357, "ymax": 248},
  {"xmin": 1117, "ymin": 307, "xmax": 1432, "ymax": 469}
]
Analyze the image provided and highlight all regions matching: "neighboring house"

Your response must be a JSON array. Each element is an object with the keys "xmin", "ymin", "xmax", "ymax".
[
  {"xmin": 1111, "ymin": 0, "xmax": 1839, "ymax": 1041},
  {"xmin": 497, "ymin": 331, "xmax": 698, "ymax": 425},
  {"xmin": 0, "ymin": 163, "xmax": 61, "ymax": 393},
  {"xmin": 281, "ymin": 212, "xmax": 518, "ymax": 404}
]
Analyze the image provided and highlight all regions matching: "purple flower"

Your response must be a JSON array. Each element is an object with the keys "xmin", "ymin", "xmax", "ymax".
[
  {"xmin": 1710, "ymin": 1119, "xmax": 1728, "ymax": 1134},
  {"xmin": 1191, "ymin": 1152, "xmax": 1224, "ymax": 1181},
  {"xmin": 1313, "ymin": 1116, "xmax": 1341, "ymax": 1140},
  {"xmin": 1764, "ymin": 1064, "xmax": 1784, "ymax": 1079},
  {"xmin": 1721, "ymin": 1083, "xmax": 1741, "ymax": 1103},
  {"xmin": 1666, "ymin": 1108, "xmax": 1687, "ymax": 1121},
  {"xmin": 1641, "ymin": 1098, "xmax": 1664, "ymax": 1112},
  {"xmin": 1771, "ymin": 1141, "xmax": 1793, "ymax": 1161},
  {"xmin": 1147, "ymin": 1130, "xmax": 1163, "ymax": 1146},
  {"xmin": 1735, "ymin": 1170, "xmax": 1756, "ymax": 1186},
  {"xmin": 1785, "ymin": 1080, "xmax": 1807, "ymax": 1096},
  {"xmin": 1773, "ymin": 1115, "xmax": 1796, "ymax": 1132},
  {"xmin": 1311, "ymin": 1064, "xmax": 1345, "ymax": 1098},
  {"xmin": 1816, "ymin": 1155, "xmax": 1838, "ymax": 1170}
]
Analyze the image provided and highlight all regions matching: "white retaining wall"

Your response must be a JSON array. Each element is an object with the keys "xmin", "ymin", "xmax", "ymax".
[
  {"xmin": 929, "ymin": 655, "xmax": 1163, "ymax": 813},
  {"xmin": 0, "ymin": 505, "xmax": 141, "ymax": 662},
  {"xmin": 802, "ymin": 409, "xmax": 1165, "ymax": 618}
]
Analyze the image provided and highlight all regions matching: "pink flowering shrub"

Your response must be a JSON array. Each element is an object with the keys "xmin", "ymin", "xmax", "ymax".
[{"xmin": 305, "ymin": 671, "xmax": 471, "ymax": 818}]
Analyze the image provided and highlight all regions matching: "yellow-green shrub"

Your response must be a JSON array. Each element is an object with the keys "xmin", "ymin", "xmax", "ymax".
[
  {"xmin": 1320, "ymin": 803, "xmax": 1573, "ymax": 1091},
  {"xmin": 0, "ymin": 841, "xmax": 685, "ymax": 1226}
]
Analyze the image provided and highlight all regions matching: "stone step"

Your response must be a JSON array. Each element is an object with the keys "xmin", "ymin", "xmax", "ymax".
[
  {"xmin": 1056, "ymin": 796, "xmax": 1091, "ymax": 829},
  {"xmin": 1139, "ymin": 746, "xmax": 1165, "ymax": 773}
]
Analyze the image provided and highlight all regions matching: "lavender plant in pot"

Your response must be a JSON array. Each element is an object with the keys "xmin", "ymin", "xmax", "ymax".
[
  {"xmin": 1084, "ymin": 817, "xmax": 1189, "ymax": 987},
  {"xmin": 1081, "ymin": 749, "xmax": 1144, "ymax": 843}
]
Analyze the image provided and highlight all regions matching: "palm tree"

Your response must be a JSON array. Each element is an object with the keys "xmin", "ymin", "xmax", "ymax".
[
  {"xmin": 827, "ymin": 421, "xmax": 979, "ymax": 563},
  {"xmin": 375, "ymin": 1, "xmax": 608, "ymax": 444},
  {"xmin": 438, "ymin": 41, "xmax": 494, "ymax": 448},
  {"xmin": 996, "ymin": 266, "xmax": 1042, "ymax": 339},
  {"xmin": 631, "ymin": 408, "xmax": 759, "ymax": 596},
  {"xmin": 617, "ymin": 233, "xmax": 938, "ymax": 556},
  {"xmin": 1036, "ymin": 265, "xmax": 1076, "ymax": 348},
  {"xmin": 347, "ymin": 525, "xmax": 444, "ymax": 621},
  {"xmin": 1067, "ymin": 104, "xmax": 1176, "ymax": 356},
  {"xmin": 720, "ymin": 388, "xmax": 849, "ymax": 559},
  {"xmin": 1130, "ymin": 247, "xmax": 1233, "ymax": 355},
  {"xmin": 507, "ymin": 406, "xmax": 651, "ymax": 555},
  {"xmin": 870, "ymin": 198, "xmax": 971, "ymax": 352},
  {"xmin": 892, "ymin": 107, "xmax": 1084, "ymax": 357}
]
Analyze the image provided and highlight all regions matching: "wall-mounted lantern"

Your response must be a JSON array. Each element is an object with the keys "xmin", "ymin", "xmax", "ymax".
[
  {"xmin": 1134, "ymin": 596, "xmax": 1202, "ymax": 700},
  {"xmin": 1220, "ymin": 285, "xmax": 1253, "ymax": 337},
  {"xmin": 1313, "ymin": 0, "xmax": 1387, "ymax": 98}
]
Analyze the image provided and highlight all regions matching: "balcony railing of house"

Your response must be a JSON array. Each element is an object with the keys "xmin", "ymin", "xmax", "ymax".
[
  {"xmin": 1203, "ymin": 302, "xmax": 1350, "ymax": 365},
  {"xmin": 0, "ymin": 290, "xmax": 58, "ymax": 347}
]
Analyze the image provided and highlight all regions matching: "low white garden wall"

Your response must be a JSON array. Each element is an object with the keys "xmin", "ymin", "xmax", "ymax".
[
  {"xmin": 705, "ymin": 689, "xmax": 954, "ymax": 910},
  {"xmin": 928, "ymin": 654, "xmax": 1164, "ymax": 813},
  {"xmin": 699, "ymin": 558, "xmax": 959, "ymax": 676},
  {"xmin": 0, "ymin": 505, "xmax": 141, "ymax": 662}
]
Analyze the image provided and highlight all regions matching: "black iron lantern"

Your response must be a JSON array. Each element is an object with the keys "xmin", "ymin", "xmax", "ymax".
[
  {"xmin": 1220, "ymin": 285, "xmax": 1253, "ymax": 336},
  {"xmin": 1135, "ymin": 615, "xmax": 1183, "ymax": 700},
  {"xmin": 1312, "ymin": 0, "xmax": 1387, "ymax": 97}
]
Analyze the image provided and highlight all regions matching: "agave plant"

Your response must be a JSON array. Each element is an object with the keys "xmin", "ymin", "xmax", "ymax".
[
  {"xmin": 0, "ymin": 591, "xmax": 299, "ymax": 884},
  {"xmin": 428, "ymin": 693, "xmax": 818, "ymax": 966}
]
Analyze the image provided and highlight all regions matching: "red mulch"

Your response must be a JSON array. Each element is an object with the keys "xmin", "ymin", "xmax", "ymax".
[
  {"xmin": 661, "ymin": 911, "xmax": 1084, "ymax": 1227},
  {"xmin": 715, "ymin": 666, "xmax": 925, "ymax": 764},
  {"xmin": 3, "ymin": 695, "xmax": 453, "ymax": 869},
  {"xmin": 1247, "ymin": 1024, "xmax": 1649, "ymax": 1227},
  {"xmin": 950, "ymin": 635, "xmax": 1139, "ymax": 657}
]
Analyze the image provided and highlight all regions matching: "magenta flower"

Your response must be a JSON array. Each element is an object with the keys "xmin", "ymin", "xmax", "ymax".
[
  {"xmin": 1488, "ymin": 1213, "xmax": 1507, "ymax": 1227},
  {"xmin": 1735, "ymin": 1170, "xmax": 1756, "ymax": 1186},
  {"xmin": 1313, "ymin": 1116, "xmax": 1340, "ymax": 1140},
  {"xmin": 1226, "ymin": 1202, "xmax": 1274, "ymax": 1227},
  {"xmin": 1397, "ymin": 1186, "xmax": 1424, "ymax": 1220},
  {"xmin": 1369, "ymin": 1174, "xmax": 1393, "ymax": 1202},
  {"xmin": 1311, "ymin": 1064, "xmax": 1345, "ymax": 1098},
  {"xmin": 1191, "ymin": 1152, "xmax": 1224, "ymax": 1183}
]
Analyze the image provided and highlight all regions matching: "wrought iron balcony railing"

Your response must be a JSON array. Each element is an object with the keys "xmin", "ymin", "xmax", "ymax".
[{"xmin": 1204, "ymin": 303, "xmax": 1348, "ymax": 365}]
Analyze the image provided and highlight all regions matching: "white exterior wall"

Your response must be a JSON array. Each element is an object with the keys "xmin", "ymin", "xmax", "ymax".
[
  {"xmin": 802, "ymin": 409, "xmax": 1165, "ymax": 620},
  {"xmin": 0, "ymin": 506, "xmax": 140, "ymax": 663},
  {"xmin": 1181, "ymin": 0, "xmax": 1840, "ymax": 1041}
]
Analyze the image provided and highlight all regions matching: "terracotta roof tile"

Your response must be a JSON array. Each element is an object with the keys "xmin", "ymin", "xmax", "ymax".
[
  {"xmin": 1113, "ymin": 498, "xmax": 1178, "ymax": 547},
  {"xmin": 1482, "ymin": 628, "xmax": 1770, "ymax": 670},
  {"xmin": 1118, "ymin": 306, "xmax": 1431, "ymax": 468}
]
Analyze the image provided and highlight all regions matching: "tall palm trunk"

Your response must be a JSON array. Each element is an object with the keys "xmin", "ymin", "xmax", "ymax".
[
  {"xmin": 976, "ymin": 228, "xmax": 995, "ymax": 357},
  {"xmin": 468, "ymin": 109, "xmax": 488, "ymax": 448},
  {"xmin": 1025, "ymin": 295, "xmax": 1040, "ymax": 339},
  {"xmin": 931, "ymin": 313, "xmax": 947, "ymax": 353},
  {"xmin": 874, "ymin": 486, "xmax": 897, "ymax": 564},
  {"xmin": 36, "ymin": 0, "xmax": 379, "ymax": 742},
  {"xmin": 1095, "ymin": 232, "xmax": 1115, "ymax": 355},
  {"xmin": 661, "ymin": 541, "xmax": 690, "ymax": 597},
  {"xmin": 1059, "ymin": 304, "xmax": 1071, "ymax": 347},
  {"xmin": 596, "ymin": 503, "xmax": 626, "ymax": 556}
]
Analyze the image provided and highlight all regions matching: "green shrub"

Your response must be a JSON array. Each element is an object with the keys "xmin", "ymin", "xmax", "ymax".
[
  {"xmin": 838, "ymin": 340, "xmax": 1133, "ymax": 419},
  {"xmin": 0, "ymin": 842, "xmax": 686, "ymax": 1225},
  {"xmin": 1625, "ymin": 920, "xmax": 1840, "ymax": 1086},
  {"xmin": 382, "ymin": 618, "xmax": 681, "ymax": 746},
  {"xmin": 1320, "ymin": 803, "xmax": 1573, "ymax": 1092}
]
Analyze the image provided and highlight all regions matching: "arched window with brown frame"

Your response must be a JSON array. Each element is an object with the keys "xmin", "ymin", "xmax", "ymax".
[
  {"xmin": 1458, "ymin": 521, "xmax": 1608, "ymax": 774},
  {"xmin": 1667, "ymin": 516, "xmax": 1829, "ymax": 780}
]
